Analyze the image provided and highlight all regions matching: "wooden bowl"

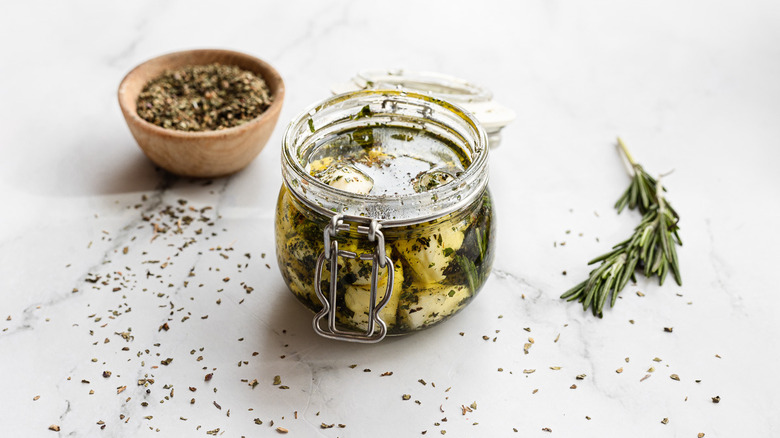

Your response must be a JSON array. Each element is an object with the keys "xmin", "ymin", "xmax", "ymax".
[{"xmin": 118, "ymin": 49, "xmax": 285, "ymax": 177}]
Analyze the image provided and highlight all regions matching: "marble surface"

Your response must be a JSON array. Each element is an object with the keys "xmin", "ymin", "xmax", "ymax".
[{"xmin": 2, "ymin": 1, "xmax": 779, "ymax": 436}]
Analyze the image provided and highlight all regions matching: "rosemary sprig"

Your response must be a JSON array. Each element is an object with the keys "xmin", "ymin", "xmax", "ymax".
[{"xmin": 561, "ymin": 138, "xmax": 682, "ymax": 317}]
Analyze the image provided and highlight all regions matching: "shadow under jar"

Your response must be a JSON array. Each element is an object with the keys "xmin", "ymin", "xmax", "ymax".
[{"xmin": 276, "ymin": 90, "xmax": 495, "ymax": 343}]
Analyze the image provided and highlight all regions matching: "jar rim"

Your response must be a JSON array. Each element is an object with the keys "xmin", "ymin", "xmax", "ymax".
[{"xmin": 281, "ymin": 90, "xmax": 489, "ymax": 225}]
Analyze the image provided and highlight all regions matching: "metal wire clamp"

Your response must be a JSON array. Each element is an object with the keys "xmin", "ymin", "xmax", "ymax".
[{"xmin": 313, "ymin": 214, "xmax": 394, "ymax": 343}]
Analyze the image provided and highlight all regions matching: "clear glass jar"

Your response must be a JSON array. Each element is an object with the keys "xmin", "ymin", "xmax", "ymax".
[{"xmin": 275, "ymin": 90, "xmax": 495, "ymax": 342}]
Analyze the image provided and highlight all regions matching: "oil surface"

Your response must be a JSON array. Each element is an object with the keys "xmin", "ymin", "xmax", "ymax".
[{"xmin": 305, "ymin": 126, "xmax": 470, "ymax": 196}]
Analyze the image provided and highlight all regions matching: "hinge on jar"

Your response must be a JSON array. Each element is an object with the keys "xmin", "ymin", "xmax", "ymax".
[{"xmin": 313, "ymin": 214, "xmax": 394, "ymax": 343}]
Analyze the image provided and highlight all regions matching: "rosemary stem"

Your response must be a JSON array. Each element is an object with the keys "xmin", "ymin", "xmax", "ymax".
[
  {"xmin": 616, "ymin": 137, "xmax": 638, "ymax": 175},
  {"xmin": 655, "ymin": 177, "xmax": 667, "ymax": 211}
]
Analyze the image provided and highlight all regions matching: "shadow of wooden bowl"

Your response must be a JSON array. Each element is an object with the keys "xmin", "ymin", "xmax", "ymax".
[{"xmin": 118, "ymin": 49, "xmax": 285, "ymax": 178}]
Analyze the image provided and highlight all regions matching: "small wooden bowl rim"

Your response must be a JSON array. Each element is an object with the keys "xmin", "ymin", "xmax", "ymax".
[{"xmin": 118, "ymin": 48, "xmax": 285, "ymax": 139}]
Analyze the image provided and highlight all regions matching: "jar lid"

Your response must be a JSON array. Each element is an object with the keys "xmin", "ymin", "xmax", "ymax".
[{"xmin": 331, "ymin": 69, "xmax": 515, "ymax": 148}]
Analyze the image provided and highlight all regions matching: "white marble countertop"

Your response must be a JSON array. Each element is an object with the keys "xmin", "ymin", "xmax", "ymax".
[{"xmin": 2, "ymin": 1, "xmax": 779, "ymax": 437}]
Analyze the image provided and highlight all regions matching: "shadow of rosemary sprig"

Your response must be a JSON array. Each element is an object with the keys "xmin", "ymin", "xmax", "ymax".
[{"xmin": 561, "ymin": 138, "xmax": 682, "ymax": 317}]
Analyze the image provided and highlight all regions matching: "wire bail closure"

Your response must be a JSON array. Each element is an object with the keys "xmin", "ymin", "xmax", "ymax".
[{"xmin": 313, "ymin": 214, "xmax": 394, "ymax": 343}]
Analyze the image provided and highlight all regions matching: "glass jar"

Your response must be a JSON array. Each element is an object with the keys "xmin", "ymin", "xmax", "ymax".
[{"xmin": 275, "ymin": 90, "xmax": 495, "ymax": 342}]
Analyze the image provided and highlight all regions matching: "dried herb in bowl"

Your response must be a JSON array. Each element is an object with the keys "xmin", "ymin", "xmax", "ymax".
[{"xmin": 137, "ymin": 63, "xmax": 273, "ymax": 132}]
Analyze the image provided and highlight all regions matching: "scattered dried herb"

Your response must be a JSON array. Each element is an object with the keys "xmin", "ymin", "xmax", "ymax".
[{"xmin": 137, "ymin": 63, "xmax": 273, "ymax": 132}]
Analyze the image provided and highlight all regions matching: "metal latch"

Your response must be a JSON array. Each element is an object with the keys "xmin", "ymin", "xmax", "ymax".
[{"xmin": 313, "ymin": 214, "xmax": 394, "ymax": 343}]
